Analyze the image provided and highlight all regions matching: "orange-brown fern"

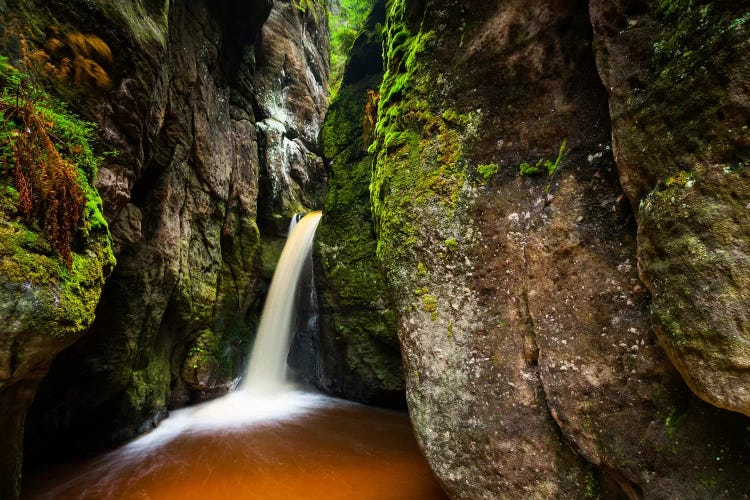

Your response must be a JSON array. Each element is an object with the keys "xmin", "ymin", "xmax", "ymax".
[
  {"xmin": 9, "ymin": 102, "xmax": 85, "ymax": 268},
  {"xmin": 65, "ymin": 33, "xmax": 113, "ymax": 64},
  {"xmin": 38, "ymin": 30, "xmax": 113, "ymax": 90}
]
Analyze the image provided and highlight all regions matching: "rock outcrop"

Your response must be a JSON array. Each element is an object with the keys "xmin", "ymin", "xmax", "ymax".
[
  {"xmin": 371, "ymin": 0, "xmax": 750, "ymax": 497},
  {"xmin": 3, "ymin": 0, "xmax": 329, "ymax": 472},
  {"xmin": 590, "ymin": 0, "xmax": 750, "ymax": 417},
  {"xmin": 254, "ymin": 0, "xmax": 329, "ymax": 235},
  {"xmin": 0, "ymin": 170, "xmax": 114, "ymax": 499}
]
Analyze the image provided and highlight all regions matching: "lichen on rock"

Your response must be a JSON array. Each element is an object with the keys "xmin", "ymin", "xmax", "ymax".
[{"xmin": 590, "ymin": 0, "xmax": 750, "ymax": 416}]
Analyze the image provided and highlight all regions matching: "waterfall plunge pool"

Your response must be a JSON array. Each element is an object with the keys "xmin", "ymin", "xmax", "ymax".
[
  {"xmin": 24, "ymin": 390, "xmax": 447, "ymax": 499},
  {"xmin": 25, "ymin": 213, "xmax": 445, "ymax": 499}
]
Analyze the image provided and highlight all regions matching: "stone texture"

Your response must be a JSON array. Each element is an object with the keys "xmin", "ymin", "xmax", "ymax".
[
  {"xmin": 254, "ymin": 0, "xmax": 329, "ymax": 235},
  {"xmin": 372, "ymin": 0, "xmax": 750, "ymax": 497},
  {"xmin": 297, "ymin": 0, "xmax": 405, "ymax": 407},
  {"xmin": 589, "ymin": 0, "xmax": 750, "ymax": 417},
  {"xmin": 0, "ymin": 139, "xmax": 114, "ymax": 500},
  {"xmin": 18, "ymin": 0, "xmax": 274, "ymax": 465}
]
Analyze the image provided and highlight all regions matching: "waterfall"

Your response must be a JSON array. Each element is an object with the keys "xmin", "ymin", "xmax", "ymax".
[{"xmin": 242, "ymin": 211, "xmax": 323, "ymax": 393}]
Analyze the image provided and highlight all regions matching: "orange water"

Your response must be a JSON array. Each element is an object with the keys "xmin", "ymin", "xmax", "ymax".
[{"xmin": 23, "ymin": 401, "xmax": 446, "ymax": 500}]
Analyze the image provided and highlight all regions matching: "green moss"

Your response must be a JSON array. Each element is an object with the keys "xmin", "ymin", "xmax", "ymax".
[
  {"xmin": 184, "ymin": 329, "xmax": 219, "ymax": 373},
  {"xmin": 665, "ymin": 406, "xmax": 686, "ymax": 436},
  {"xmin": 0, "ymin": 56, "xmax": 114, "ymax": 340},
  {"xmin": 625, "ymin": 2, "xmax": 749, "ymax": 186},
  {"xmin": 421, "ymin": 293, "xmax": 437, "ymax": 321},
  {"xmin": 477, "ymin": 163, "xmax": 500, "ymax": 182},
  {"xmin": 316, "ymin": 5, "xmax": 399, "ymax": 362},
  {"xmin": 327, "ymin": 0, "xmax": 376, "ymax": 97},
  {"xmin": 583, "ymin": 464, "xmax": 601, "ymax": 499},
  {"xmin": 125, "ymin": 352, "xmax": 170, "ymax": 418},
  {"xmin": 367, "ymin": 0, "xmax": 484, "ymax": 312}
]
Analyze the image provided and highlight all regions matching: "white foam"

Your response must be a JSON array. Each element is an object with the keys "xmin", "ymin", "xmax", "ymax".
[{"xmin": 122, "ymin": 389, "xmax": 335, "ymax": 453}]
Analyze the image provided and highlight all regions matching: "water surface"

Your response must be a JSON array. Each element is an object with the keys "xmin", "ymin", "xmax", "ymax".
[{"xmin": 24, "ymin": 393, "xmax": 446, "ymax": 500}]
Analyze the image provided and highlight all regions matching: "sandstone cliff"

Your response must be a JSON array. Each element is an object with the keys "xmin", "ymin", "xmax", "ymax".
[
  {"xmin": 1, "ymin": 0, "xmax": 749, "ymax": 498},
  {"xmin": 0, "ymin": 0, "xmax": 332, "ymax": 493},
  {"xmin": 301, "ymin": 0, "xmax": 405, "ymax": 407},
  {"xmin": 370, "ymin": 0, "xmax": 750, "ymax": 497}
]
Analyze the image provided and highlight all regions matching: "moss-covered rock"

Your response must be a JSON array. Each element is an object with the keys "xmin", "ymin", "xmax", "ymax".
[
  {"xmin": 0, "ymin": 119, "xmax": 114, "ymax": 499},
  {"xmin": 9, "ymin": 0, "xmax": 275, "ymax": 476},
  {"xmin": 372, "ymin": 0, "xmax": 750, "ymax": 497},
  {"xmin": 298, "ymin": 0, "xmax": 404, "ymax": 406},
  {"xmin": 590, "ymin": 0, "xmax": 750, "ymax": 416}
]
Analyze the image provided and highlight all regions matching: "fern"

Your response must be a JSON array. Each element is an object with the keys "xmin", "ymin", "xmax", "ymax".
[
  {"xmin": 0, "ymin": 55, "xmax": 99, "ymax": 268},
  {"xmin": 34, "ymin": 30, "xmax": 113, "ymax": 90}
]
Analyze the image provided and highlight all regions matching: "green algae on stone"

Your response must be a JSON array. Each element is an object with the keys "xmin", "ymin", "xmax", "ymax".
[{"xmin": 311, "ymin": 0, "xmax": 404, "ymax": 404}]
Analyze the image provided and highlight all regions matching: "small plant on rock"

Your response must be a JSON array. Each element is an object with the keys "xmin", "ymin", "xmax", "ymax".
[{"xmin": 519, "ymin": 139, "xmax": 567, "ymax": 177}]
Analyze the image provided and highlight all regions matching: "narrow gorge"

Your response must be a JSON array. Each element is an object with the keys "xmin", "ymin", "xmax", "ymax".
[{"xmin": 0, "ymin": 0, "xmax": 748, "ymax": 498}]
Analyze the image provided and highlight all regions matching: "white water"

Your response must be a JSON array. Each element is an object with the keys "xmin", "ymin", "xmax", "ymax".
[
  {"xmin": 242, "ymin": 210, "xmax": 323, "ymax": 393},
  {"xmin": 28, "ymin": 210, "xmax": 447, "ymax": 500},
  {"xmin": 97, "ymin": 212, "xmax": 326, "ymax": 449}
]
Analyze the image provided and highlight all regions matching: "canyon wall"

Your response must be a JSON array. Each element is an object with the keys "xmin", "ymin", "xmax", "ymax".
[
  {"xmin": 305, "ymin": 0, "xmax": 405, "ymax": 407},
  {"xmin": 1, "ymin": 0, "xmax": 749, "ymax": 497},
  {"xmin": 0, "ymin": 0, "xmax": 331, "ymax": 494},
  {"xmin": 371, "ymin": 0, "xmax": 750, "ymax": 497}
]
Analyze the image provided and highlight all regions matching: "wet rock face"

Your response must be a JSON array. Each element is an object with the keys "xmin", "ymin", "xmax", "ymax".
[
  {"xmin": 373, "ymin": 0, "xmax": 750, "ymax": 497},
  {"xmin": 590, "ymin": 0, "xmax": 750, "ymax": 417},
  {"xmin": 292, "ymin": 0, "xmax": 405, "ymax": 407},
  {"xmin": 0, "ymin": 190, "xmax": 114, "ymax": 498},
  {"xmin": 254, "ymin": 0, "xmax": 329, "ymax": 234},
  {"xmin": 20, "ymin": 0, "xmax": 274, "ymax": 462}
]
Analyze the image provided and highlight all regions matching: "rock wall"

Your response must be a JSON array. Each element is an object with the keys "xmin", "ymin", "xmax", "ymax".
[
  {"xmin": 2, "ymin": 0, "xmax": 749, "ymax": 497},
  {"xmin": 0, "ymin": 0, "xmax": 331, "ymax": 494},
  {"xmin": 372, "ymin": 0, "xmax": 750, "ymax": 497},
  {"xmin": 254, "ymin": 0, "xmax": 329, "ymax": 235},
  {"xmin": 0, "ymin": 146, "xmax": 114, "ymax": 498},
  {"xmin": 590, "ymin": 0, "xmax": 750, "ymax": 417},
  {"xmin": 299, "ymin": 0, "xmax": 405, "ymax": 407},
  {"xmin": 0, "ymin": 0, "xmax": 329, "ymax": 477}
]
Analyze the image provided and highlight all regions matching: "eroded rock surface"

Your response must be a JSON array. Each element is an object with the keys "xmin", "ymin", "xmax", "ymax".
[
  {"xmin": 17, "ymin": 0, "xmax": 274, "ymax": 462},
  {"xmin": 372, "ymin": 0, "xmax": 750, "ymax": 497},
  {"xmin": 254, "ymin": 0, "xmax": 329, "ymax": 234},
  {"xmin": 590, "ymin": 0, "xmax": 750, "ymax": 417},
  {"xmin": 301, "ymin": 0, "xmax": 404, "ymax": 406}
]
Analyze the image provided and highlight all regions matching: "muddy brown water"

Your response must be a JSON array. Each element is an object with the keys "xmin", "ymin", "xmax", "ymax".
[{"xmin": 23, "ymin": 398, "xmax": 447, "ymax": 500}]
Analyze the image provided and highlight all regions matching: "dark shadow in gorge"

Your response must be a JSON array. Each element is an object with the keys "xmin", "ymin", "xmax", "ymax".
[{"xmin": 22, "ymin": 0, "xmax": 273, "ymax": 475}]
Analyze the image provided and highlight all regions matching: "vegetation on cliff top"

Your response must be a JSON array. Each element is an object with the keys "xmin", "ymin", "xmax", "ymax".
[{"xmin": 327, "ymin": 0, "xmax": 376, "ymax": 97}]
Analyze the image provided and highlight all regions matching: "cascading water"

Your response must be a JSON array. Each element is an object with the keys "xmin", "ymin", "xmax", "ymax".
[
  {"xmin": 242, "ymin": 211, "xmax": 322, "ymax": 392},
  {"xmin": 28, "ymin": 210, "xmax": 446, "ymax": 499}
]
